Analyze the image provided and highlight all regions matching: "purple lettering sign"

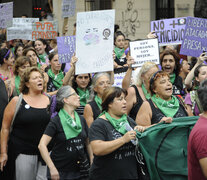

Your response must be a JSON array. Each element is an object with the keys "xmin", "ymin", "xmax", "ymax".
[
  {"xmin": 62, "ymin": 0, "xmax": 76, "ymax": 18},
  {"xmin": 57, "ymin": 36, "xmax": 76, "ymax": 63},
  {"xmin": 151, "ymin": 17, "xmax": 186, "ymax": 46},
  {"xmin": 180, "ymin": 17, "xmax": 207, "ymax": 57},
  {"xmin": 0, "ymin": 2, "xmax": 13, "ymax": 28}
]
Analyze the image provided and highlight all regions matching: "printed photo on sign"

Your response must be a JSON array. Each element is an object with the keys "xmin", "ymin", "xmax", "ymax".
[
  {"xmin": 76, "ymin": 10, "xmax": 115, "ymax": 74},
  {"xmin": 57, "ymin": 36, "xmax": 76, "ymax": 63},
  {"xmin": 180, "ymin": 16, "xmax": 207, "ymax": 57},
  {"xmin": 130, "ymin": 38, "xmax": 160, "ymax": 67},
  {"xmin": 0, "ymin": 2, "xmax": 13, "ymax": 28},
  {"xmin": 151, "ymin": 17, "xmax": 186, "ymax": 46}
]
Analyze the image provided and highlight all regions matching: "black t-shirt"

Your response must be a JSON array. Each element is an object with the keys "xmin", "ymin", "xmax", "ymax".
[
  {"xmin": 89, "ymin": 117, "xmax": 138, "ymax": 180},
  {"xmin": 44, "ymin": 114, "xmax": 89, "ymax": 176},
  {"xmin": 114, "ymin": 56, "xmax": 127, "ymax": 67},
  {"xmin": 172, "ymin": 75, "xmax": 183, "ymax": 96},
  {"xmin": 47, "ymin": 76, "xmax": 58, "ymax": 92}
]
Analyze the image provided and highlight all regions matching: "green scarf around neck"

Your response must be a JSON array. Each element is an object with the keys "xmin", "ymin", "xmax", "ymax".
[
  {"xmin": 77, "ymin": 87, "xmax": 89, "ymax": 106},
  {"xmin": 39, "ymin": 53, "xmax": 47, "ymax": 63},
  {"xmin": 15, "ymin": 75, "xmax": 21, "ymax": 95},
  {"xmin": 94, "ymin": 95, "xmax": 102, "ymax": 110},
  {"xmin": 48, "ymin": 69, "xmax": 64, "ymax": 89},
  {"xmin": 151, "ymin": 94, "xmax": 180, "ymax": 117},
  {"xmin": 58, "ymin": 109, "xmax": 82, "ymax": 140},
  {"xmin": 114, "ymin": 47, "xmax": 125, "ymax": 59},
  {"xmin": 37, "ymin": 62, "xmax": 41, "ymax": 69},
  {"xmin": 142, "ymin": 84, "xmax": 151, "ymax": 100},
  {"xmin": 170, "ymin": 73, "xmax": 176, "ymax": 84},
  {"xmin": 104, "ymin": 111, "xmax": 129, "ymax": 134}
]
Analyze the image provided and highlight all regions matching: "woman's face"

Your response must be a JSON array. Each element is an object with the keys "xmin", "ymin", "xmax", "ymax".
[
  {"xmin": 16, "ymin": 46, "xmax": 23, "ymax": 57},
  {"xmin": 181, "ymin": 60, "xmax": 190, "ymax": 74},
  {"xmin": 18, "ymin": 62, "xmax": 30, "ymax": 76},
  {"xmin": 26, "ymin": 50, "xmax": 38, "ymax": 66},
  {"xmin": 64, "ymin": 88, "xmax": 80, "ymax": 108},
  {"xmin": 94, "ymin": 75, "xmax": 111, "ymax": 97},
  {"xmin": 50, "ymin": 54, "xmax": 61, "ymax": 72},
  {"xmin": 196, "ymin": 66, "xmax": 207, "ymax": 83},
  {"xmin": 142, "ymin": 66, "xmax": 159, "ymax": 90},
  {"xmin": 5, "ymin": 52, "xmax": 15, "ymax": 66},
  {"xmin": 115, "ymin": 35, "xmax": 125, "ymax": 49},
  {"xmin": 153, "ymin": 75, "xmax": 173, "ymax": 100},
  {"xmin": 108, "ymin": 92, "xmax": 127, "ymax": 116},
  {"xmin": 75, "ymin": 74, "xmax": 90, "ymax": 89},
  {"xmin": 161, "ymin": 54, "xmax": 176, "ymax": 74},
  {"xmin": 27, "ymin": 71, "xmax": 44, "ymax": 92},
  {"xmin": 34, "ymin": 40, "xmax": 46, "ymax": 55}
]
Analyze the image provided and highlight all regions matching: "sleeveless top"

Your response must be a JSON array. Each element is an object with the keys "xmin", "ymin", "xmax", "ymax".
[
  {"xmin": 148, "ymin": 98, "xmax": 188, "ymax": 125},
  {"xmin": 129, "ymin": 85, "xmax": 144, "ymax": 121},
  {"xmin": 10, "ymin": 99, "xmax": 50, "ymax": 155},
  {"xmin": 88, "ymin": 100, "xmax": 101, "ymax": 120}
]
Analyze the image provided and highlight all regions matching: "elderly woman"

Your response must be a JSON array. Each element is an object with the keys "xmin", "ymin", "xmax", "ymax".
[
  {"xmin": 89, "ymin": 86, "xmax": 139, "ymax": 180},
  {"xmin": 0, "ymin": 67, "xmax": 50, "ymax": 180},
  {"xmin": 38, "ymin": 85, "xmax": 92, "ymax": 180},
  {"xmin": 136, "ymin": 71, "xmax": 191, "ymax": 128},
  {"xmin": 84, "ymin": 72, "xmax": 111, "ymax": 127}
]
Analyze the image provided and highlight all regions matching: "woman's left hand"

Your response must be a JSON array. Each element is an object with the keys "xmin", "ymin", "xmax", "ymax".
[
  {"xmin": 147, "ymin": 31, "xmax": 157, "ymax": 39},
  {"xmin": 134, "ymin": 125, "xmax": 146, "ymax": 132},
  {"xmin": 160, "ymin": 117, "xmax": 173, "ymax": 124}
]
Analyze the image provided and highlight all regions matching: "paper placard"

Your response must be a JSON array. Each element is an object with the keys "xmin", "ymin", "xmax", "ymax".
[
  {"xmin": 7, "ymin": 18, "xmax": 39, "ymax": 41},
  {"xmin": 151, "ymin": 17, "xmax": 186, "ymax": 46},
  {"xmin": 76, "ymin": 10, "xmax": 115, "ymax": 74},
  {"xmin": 57, "ymin": 36, "xmax": 76, "ymax": 63},
  {"xmin": 62, "ymin": 0, "xmax": 76, "ymax": 18},
  {"xmin": 130, "ymin": 38, "xmax": 160, "ymax": 67},
  {"xmin": 0, "ymin": 2, "xmax": 13, "ymax": 28},
  {"xmin": 180, "ymin": 17, "xmax": 207, "ymax": 57},
  {"xmin": 32, "ymin": 21, "xmax": 58, "ymax": 40}
]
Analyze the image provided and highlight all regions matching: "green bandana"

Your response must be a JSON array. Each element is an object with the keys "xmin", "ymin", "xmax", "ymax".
[
  {"xmin": 94, "ymin": 95, "xmax": 102, "ymax": 110},
  {"xmin": 37, "ymin": 62, "xmax": 41, "ymax": 69},
  {"xmin": 39, "ymin": 53, "xmax": 47, "ymax": 63},
  {"xmin": 15, "ymin": 75, "xmax": 21, "ymax": 95},
  {"xmin": 142, "ymin": 84, "xmax": 151, "ymax": 100},
  {"xmin": 170, "ymin": 73, "xmax": 176, "ymax": 84},
  {"xmin": 104, "ymin": 111, "xmax": 129, "ymax": 134},
  {"xmin": 151, "ymin": 94, "xmax": 180, "ymax": 117},
  {"xmin": 58, "ymin": 109, "xmax": 82, "ymax": 140},
  {"xmin": 114, "ymin": 47, "xmax": 125, "ymax": 59},
  {"xmin": 48, "ymin": 69, "xmax": 64, "ymax": 89},
  {"xmin": 77, "ymin": 88, "xmax": 89, "ymax": 106}
]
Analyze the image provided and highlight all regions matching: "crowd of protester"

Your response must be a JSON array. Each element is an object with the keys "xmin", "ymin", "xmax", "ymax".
[{"xmin": 0, "ymin": 6, "xmax": 207, "ymax": 180}]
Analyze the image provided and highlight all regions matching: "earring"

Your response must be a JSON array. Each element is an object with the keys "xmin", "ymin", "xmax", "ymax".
[{"xmin": 156, "ymin": 94, "xmax": 159, "ymax": 98}]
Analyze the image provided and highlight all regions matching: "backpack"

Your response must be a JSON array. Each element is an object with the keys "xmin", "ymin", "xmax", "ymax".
[{"xmin": 136, "ymin": 116, "xmax": 198, "ymax": 180}]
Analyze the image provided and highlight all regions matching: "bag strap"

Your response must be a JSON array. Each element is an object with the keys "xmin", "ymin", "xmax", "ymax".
[
  {"xmin": 10, "ymin": 93, "xmax": 23, "ymax": 133},
  {"xmin": 195, "ymin": 90, "xmax": 203, "ymax": 114}
]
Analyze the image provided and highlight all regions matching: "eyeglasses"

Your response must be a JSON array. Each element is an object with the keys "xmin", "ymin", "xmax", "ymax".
[{"xmin": 67, "ymin": 92, "xmax": 78, "ymax": 98}]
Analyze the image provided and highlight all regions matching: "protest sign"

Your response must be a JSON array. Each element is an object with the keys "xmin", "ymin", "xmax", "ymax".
[
  {"xmin": 0, "ymin": 2, "xmax": 13, "ymax": 28},
  {"xmin": 151, "ymin": 17, "xmax": 186, "ymax": 46},
  {"xmin": 7, "ymin": 18, "xmax": 39, "ymax": 41},
  {"xmin": 32, "ymin": 21, "xmax": 58, "ymax": 40},
  {"xmin": 62, "ymin": 0, "xmax": 75, "ymax": 18},
  {"xmin": 180, "ymin": 17, "xmax": 207, "ymax": 57},
  {"xmin": 76, "ymin": 10, "xmax": 115, "ymax": 74},
  {"xmin": 57, "ymin": 36, "xmax": 76, "ymax": 63},
  {"xmin": 113, "ymin": 72, "xmax": 126, "ymax": 88},
  {"xmin": 130, "ymin": 38, "xmax": 160, "ymax": 67}
]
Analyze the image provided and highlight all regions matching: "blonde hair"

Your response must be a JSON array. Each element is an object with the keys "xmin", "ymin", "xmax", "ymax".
[{"xmin": 135, "ymin": 62, "xmax": 158, "ymax": 86}]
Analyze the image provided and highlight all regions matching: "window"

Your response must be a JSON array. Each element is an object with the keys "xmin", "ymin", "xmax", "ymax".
[
  {"xmin": 85, "ymin": 0, "xmax": 112, "ymax": 11},
  {"xmin": 156, "ymin": 0, "xmax": 174, "ymax": 20}
]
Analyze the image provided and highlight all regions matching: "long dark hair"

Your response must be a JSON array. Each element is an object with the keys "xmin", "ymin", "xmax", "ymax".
[{"xmin": 72, "ymin": 74, "xmax": 92, "ymax": 92}]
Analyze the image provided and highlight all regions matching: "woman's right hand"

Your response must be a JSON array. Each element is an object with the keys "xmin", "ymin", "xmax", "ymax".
[
  {"xmin": 122, "ymin": 130, "xmax": 136, "ymax": 143},
  {"xmin": 159, "ymin": 117, "xmax": 173, "ymax": 124},
  {"xmin": 49, "ymin": 166, "xmax": 60, "ymax": 180},
  {"xmin": 197, "ymin": 52, "xmax": 207, "ymax": 64},
  {"xmin": 0, "ymin": 153, "xmax": 8, "ymax": 171},
  {"xmin": 70, "ymin": 55, "xmax": 78, "ymax": 67}
]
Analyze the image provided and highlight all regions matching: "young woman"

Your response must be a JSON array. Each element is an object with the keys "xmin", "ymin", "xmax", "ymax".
[
  {"xmin": 38, "ymin": 85, "xmax": 92, "ymax": 180},
  {"xmin": 23, "ymin": 47, "xmax": 41, "ymax": 68},
  {"xmin": 184, "ymin": 64, "xmax": 207, "ymax": 116},
  {"xmin": 84, "ymin": 72, "xmax": 111, "ymax": 127},
  {"xmin": 0, "ymin": 48, "xmax": 14, "ymax": 81},
  {"xmin": 89, "ymin": 87, "xmax": 141, "ymax": 180},
  {"xmin": 14, "ymin": 43, "xmax": 24, "ymax": 59},
  {"xmin": 136, "ymin": 71, "xmax": 192, "ymax": 129},
  {"xmin": 34, "ymin": 39, "xmax": 49, "ymax": 65},
  {"xmin": 0, "ymin": 67, "xmax": 50, "ymax": 180}
]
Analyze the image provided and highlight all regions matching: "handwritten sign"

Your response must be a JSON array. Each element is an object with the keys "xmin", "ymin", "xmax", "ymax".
[
  {"xmin": 57, "ymin": 36, "xmax": 76, "ymax": 63},
  {"xmin": 7, "ymin": 18, "xmax": 39, "ymax": 41},
  {"xmin": 62, "ymin": 0, "xmax": 75, "ymax": 18},
  {"xmin": 32, "ymin": 21, "xmax": 58, "ymax": 40},
  {"xmin": 130, "ymin": 38, "xmax": 160, "ymax": 67},
  {"xmin": 0, "ymin": 2, "xmax": 13, "ymax": 28},
  {"xmin": 76, "ymin": 10, "xmax": 115, "ymax": 74},
  {"xmin": 180, "ymin": 17, "xmax": 207, "ymax": 57},
  {"xmin": 151, "ymin": 17, "xmax": 186, "ymax": 46}
]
